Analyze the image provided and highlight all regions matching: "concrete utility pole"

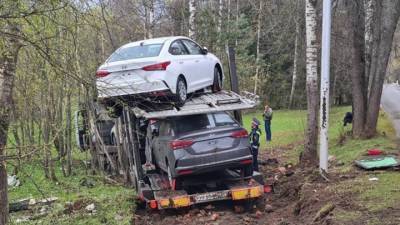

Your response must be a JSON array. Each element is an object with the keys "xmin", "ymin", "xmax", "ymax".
[{"xmin": 319, "ymin": 0, "xmax": 331, "ymax": 174}]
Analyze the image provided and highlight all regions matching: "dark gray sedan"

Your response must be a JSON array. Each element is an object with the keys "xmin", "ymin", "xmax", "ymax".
[{"xmin": 150, "ymin": 112, "xmax": 253, "ymax": 190}]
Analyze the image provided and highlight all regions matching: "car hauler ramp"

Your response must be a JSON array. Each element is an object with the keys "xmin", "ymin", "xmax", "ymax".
[{"xmin": 132, "ymin": 90, "xmax": 259, "ymax": 119}]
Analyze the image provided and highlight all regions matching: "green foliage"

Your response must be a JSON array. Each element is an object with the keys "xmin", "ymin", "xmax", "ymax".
[
  {"xmin": 8, "ymin": 158, "xmax": 133, "ymax": 225},
  {"xmin": 242, "ymin": 106, "xmax": 352, "ymax": 152},
  {"xmin": 244, "ymin": 107, "xmax": 400, "ymax": 224}
]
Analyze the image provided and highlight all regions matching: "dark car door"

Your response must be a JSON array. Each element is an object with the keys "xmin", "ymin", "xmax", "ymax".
[{"xmin": 153, "ymin": 120, "xmax": 175, "ymax": 171}]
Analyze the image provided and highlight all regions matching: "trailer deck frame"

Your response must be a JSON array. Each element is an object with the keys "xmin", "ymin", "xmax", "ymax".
[{"xmin": 77, "ymin": 47, "xmax": 269, "ymax": 210}]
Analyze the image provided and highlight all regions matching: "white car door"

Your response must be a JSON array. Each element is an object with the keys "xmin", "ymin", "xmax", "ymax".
[
  {"xmin": 181, "ymin": 39, "xmax": 214, "ymax": 91},
  {"xmin": 168, "ymin": 40, "xmax": 197, "ymax": 93}
]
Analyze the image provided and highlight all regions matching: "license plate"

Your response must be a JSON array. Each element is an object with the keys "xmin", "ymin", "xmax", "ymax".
[{"xmin": 194, "ymin": 190, "xmax": 229, "ymax": 203}]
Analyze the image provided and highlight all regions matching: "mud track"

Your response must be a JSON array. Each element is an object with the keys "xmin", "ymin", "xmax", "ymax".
[{"xmin": 133, "ymin": 146, "xmax": 399, "ymax": 225}]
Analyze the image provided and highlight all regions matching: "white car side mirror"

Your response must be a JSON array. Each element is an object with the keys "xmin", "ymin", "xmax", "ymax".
[{"xmin": 202, "ymin": 47, "xmax": 208, "ymax": 55}]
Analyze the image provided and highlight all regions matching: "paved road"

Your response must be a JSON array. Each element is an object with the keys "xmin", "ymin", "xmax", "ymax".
[{"xmin": 381, "ymin": 84, "xmax": 400, "ymax": 137}]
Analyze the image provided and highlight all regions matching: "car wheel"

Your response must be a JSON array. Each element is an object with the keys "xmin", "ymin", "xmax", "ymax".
[
  {"xmin": 243, "ymin": 164, "xmax": 254, "ymax": 177},
  {"xmin": 212, "ymin": 67, "xmax": 222, "ymax": 92},
  {"xmin": 175, "ymin": 77, "xmax": 187, "ymax": 107},
  {"xmin": 167, "ymin": 164, "xmax": 181, "ymax": 190},
  {"xmin": 111, "ymin": 135, "xmax": 117, "ymax": 146},
  {"xmin": 167, "ymin": 165, "xmax": 174, "ymax": 189}
]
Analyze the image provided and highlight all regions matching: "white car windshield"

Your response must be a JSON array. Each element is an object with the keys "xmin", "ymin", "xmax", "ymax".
[{"xmin": 107, "ymin": 44, "xmax": 163, "ymax": 62}]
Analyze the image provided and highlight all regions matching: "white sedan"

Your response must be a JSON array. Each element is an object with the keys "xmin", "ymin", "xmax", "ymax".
[{"xmin": 96, "ymin": 36, "xmax": 223, "ymax": 106}]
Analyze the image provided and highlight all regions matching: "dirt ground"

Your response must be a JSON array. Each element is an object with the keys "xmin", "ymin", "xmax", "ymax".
[
  {"xmin": 132, "ymin": 147, "xmax": 400, "ymax": 225},
  {"xmin": 133, "ymin": 147, "xmax": 328, "ymax": 225}
]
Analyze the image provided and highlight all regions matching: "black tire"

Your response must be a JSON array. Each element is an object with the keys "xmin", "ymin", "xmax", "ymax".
[
  {"xmin": 175, "ymin": 77, "xmax": 187, "ymax": 107},
  {"xmin": 254, "ymin": 195, "xmax": 266, "ymax": 211},
  {"xmin": 212, "ymin": 67, "xmax": 222, "ymax": 92},
  {"xmin": 111, "ymin": 134, "xmax": 117, "ymax": 146},
  {"xmin": 135, "ymin": 198, "xmax": 146, "ymax": 210},
  {"xmin": 243, "ymin": 164, "xmax": 254, "ymax": 177},
  {"xmin": 167, "ymin": 164, "xmax": 182, "ymax": 190}
]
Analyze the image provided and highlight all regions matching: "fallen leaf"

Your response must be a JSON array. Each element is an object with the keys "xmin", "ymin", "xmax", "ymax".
[{"xmin": 211, "ymin": 213, "xmax": 219, "ymax": 221}]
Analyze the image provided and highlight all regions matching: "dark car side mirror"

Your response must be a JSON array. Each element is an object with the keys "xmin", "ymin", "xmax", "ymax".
[{"xmin": 201, "ymin": 47, "xmax": 208, "ymax": 55}]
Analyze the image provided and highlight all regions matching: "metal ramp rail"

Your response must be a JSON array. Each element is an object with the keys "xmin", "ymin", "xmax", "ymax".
[{"xmin": 132, "ymin": 90, "xmax": 259, "ymax": 119}]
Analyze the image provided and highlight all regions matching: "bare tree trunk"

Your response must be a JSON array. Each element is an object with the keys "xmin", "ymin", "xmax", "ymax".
[
  {"xmin": 40, "ymin": 60, "xmax": 57, "ymax": 182},
  {"xmin": 254, "ymin": 0, "xmax": 263, "ymax": 95},
  {"xmin": 227, "ymin": 0, "xmax": 231, "ymax": 33},
  {"xmin": 144, "ymin": 0, "xmax": 154, "ymax": 39},
  {"xmin": 99, "ymin": 0, "xmax": 115, "ymax": 50},
  {"xmin": 0, "ymin": 24, "xmax": 22, "ymax": 225},
  {"xmin": 235, "ymin": 0, "xmax": 239, "ymax": 46},
  {"xmin": 189, "ymin": 0, "xmax": 196, "ymax": 38},
  {"xmin": 148, "ymin": 0, "xmax": 154, "ymax": 38},
  {"xmin": 331, "ymin": 68, "xmax": 338, "ymax": 105},
  {"xmin": 302, "ymin": 0, "xmax": 319, "ymax": 165},
  {"xmin": 66, "ymin": 89, "xmax": 72, "ymax": 175},
  {"xmin": 10, "ymin": 105, "xmax": 21, "ymax": 175},
  {"xmin": 218, "ymin": 0, "xmax": 223, "ymax": 34},
  {"xmin": 365, "ymin": 0, "xmax": 400, "ymax": 137},
  {"xmin": 347, "ymin": 0, "xmax": 367, "ymax": 138},
  {"xmin": 365, "ymin": 0, "xmax": 374, "ymax": 94},
  {"xmin": 289, "ymin": 2, "xmax": 301, "ymax": 108}
]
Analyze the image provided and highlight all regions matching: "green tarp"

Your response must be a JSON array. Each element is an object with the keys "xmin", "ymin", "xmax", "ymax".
[{"xmin": 355, "ymin": 155, "xmax": 400, "ymax": 170}]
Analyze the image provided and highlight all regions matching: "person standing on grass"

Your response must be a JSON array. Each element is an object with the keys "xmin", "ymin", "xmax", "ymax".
[
  {"xmin": 249, "ymin": 118, "xmax": 262, "ymax": 172},
  {"xmin": 263, "ymin": 104, "xmax": 273, "ymax": 142}
]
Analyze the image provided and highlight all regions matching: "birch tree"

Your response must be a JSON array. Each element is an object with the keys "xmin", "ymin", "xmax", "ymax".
[
  {"xmin": 144, "ymin": 0, "xmax": 154, "ymax": 39},
  {"xmin": 289, "ymin": 1, "xmax": 302, "ymax": 108},
  {"xmin": 254, "ymin": 0, "xmax": 263, "ymax": 95},
  {"xmin": 189, "ymin": 0, "xmax": 196, "ymax": 38},
  {"xmin": 303, "ymin": 0, "xmax": 319, "ymax": 164},
  {"xmin": 365, "ymin": 0, "xmax": 373, "ymax": 93},
  {"xmin": 218, "ymin": 0, "xmax": 223, "ymax": 34}
]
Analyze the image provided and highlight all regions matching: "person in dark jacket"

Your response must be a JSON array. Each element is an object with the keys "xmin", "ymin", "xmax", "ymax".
[
  {"xmin": 249, "ymin": 118, "xmax": 262, "ymax": 172},
  {"xmin": 343, "ymin": 112, "xmax": 353, "ymax": 126},
  {"xmin": 263, "ymin": 104, "xmax": 273, "ymax": 142}
]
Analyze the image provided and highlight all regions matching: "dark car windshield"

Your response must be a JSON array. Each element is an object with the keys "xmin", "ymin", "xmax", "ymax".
[
  {"xmin": 172, "ymin": 112, "xmax": 238, "ymax": 134},
  {"xmin": 107, "ymin": 44, "xmax": 163, "ymax": 63}
]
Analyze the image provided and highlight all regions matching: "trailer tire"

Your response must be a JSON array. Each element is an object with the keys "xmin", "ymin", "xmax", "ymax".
[
  {"xmin": 212, "ymin": 66, "xmax": 222, "ymax": 92},
  {"xmin": 135, "ymin": 198, "xmax": 146, "ymax": 210},
  {"xmin": 254, "ymin": 194, "xmax": 266, "ymax": 211},
  {"xmin": 167, "ymin": 165, "xmax": 182, "ymax": 190},
  {"xmin": 243, "ymin": 164, "xmax": 254, "ymax": 177}
]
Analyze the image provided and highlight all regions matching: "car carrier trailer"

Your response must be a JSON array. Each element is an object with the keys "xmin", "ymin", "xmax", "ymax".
[{"xmin": 75, "ymin": 47, "xmax": 269, "ymax": 210}]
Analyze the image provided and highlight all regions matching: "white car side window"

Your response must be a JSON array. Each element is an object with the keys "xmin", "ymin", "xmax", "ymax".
[
  {"xmin": 182, "ymin": 40, "xmax": 203, "ymax": 55},
  {"xmin": 169, "ymin": 41, "xmax": 189, "ymax": 55}
]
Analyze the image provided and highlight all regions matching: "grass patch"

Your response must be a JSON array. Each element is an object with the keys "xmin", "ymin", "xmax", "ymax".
[
  {"xmin": 333, "ymin": 171, "xmax": 400, "ymax": 208},
  {"xmin": 244, "ymin": 107, "xmax": 400, "ymax": 221},
  {"xmin": 333, "ymin": 209, "xmax": 363, "ymax": 223},
  {"xmin": 7, "ymin": 158, "xmax": 133, "ymax": 225},
  {"xmin": 243, "ymin": 106, "xmax": 353, "ymax": 163}
]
